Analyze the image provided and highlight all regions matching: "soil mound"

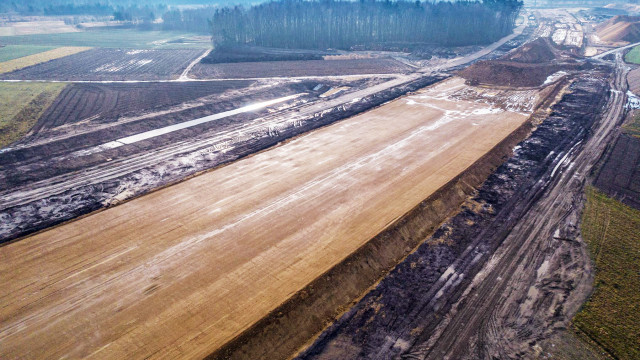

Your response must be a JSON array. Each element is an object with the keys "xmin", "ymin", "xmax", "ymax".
[
  {"xmin": 504, "ymin": 38, "xmax": 556, "ymax": 63},
  {"xmin": 458, "ymin": 61, "xmax": 588, "ymax": 88},
  {"xmin": 596, "ymin": 15, "xmax": 640, "ymax": 43},
  {"xmin": 459, "ymin": 37, "xmax": 588, "ymax": 88},
  {"xmin": 459, "ymin": 61, "xmax": 557, "ymax": 87}
]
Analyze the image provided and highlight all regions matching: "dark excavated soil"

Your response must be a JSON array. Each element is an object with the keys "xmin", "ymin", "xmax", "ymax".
[
  {"xmin": 190, "ymin": 58, "xmax": 413, "ymax": 79},
  {"xmin": 458, "ymin": 60, "xmax": 588, "ymax": 87},
  {"xmin": 296, "ymin": 73, "xmax": 610, "ymax": 360},
  {"xmin": 0, "ymin": 81, "xmax": 315, "ymax": 178},
  {"xmin": 505, "ymin": 37, "xmax": 557, "ymax": 63}
]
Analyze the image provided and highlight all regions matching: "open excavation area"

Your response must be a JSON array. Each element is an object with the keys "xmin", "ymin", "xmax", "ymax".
[
  {"xmin": 1, "ymin": 2, "xmax": 638, "ymax": 360},
  {"xmin": 0, "ymin": 76, "xmax": 539, "ymax": 359}
]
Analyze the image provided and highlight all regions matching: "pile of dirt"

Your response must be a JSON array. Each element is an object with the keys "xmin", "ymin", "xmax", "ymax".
[
  {"xmin": 504, "ymin": 37, "xmax": 557, "ymax": 63},
  {"xmin": 596, "ymin": 15, "xmax": 640, "ymax": 44},
  {"xmin": 459, "ymin": 61, "xmax": 585, "ymax": 88},
  {"xmin": 458, "ymin": 37, "xmax": 589, "ymax": 88}
]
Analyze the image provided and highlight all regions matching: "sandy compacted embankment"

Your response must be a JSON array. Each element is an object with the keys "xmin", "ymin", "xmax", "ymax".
[{"xmin": 0, "ymin": 78, "xmax": 536, "ymax": 359}]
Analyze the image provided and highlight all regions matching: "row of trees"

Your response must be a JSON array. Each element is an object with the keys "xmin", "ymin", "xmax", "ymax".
[
  {"xmin": 0, "ymin": 2, "xmax": 167, "ymax": 19},
  {"xmin": 163, "ymin": 7, "xmax": 219, "ymax": 32},
  {"xmin": 195, "ymin": 0, "xmax": 522, "ymax": 49}
]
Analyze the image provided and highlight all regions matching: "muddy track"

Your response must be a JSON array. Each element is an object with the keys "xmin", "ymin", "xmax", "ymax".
[
  {"xmin": 298, "ymin": 64, "xmax": 618, "ymax": 359},
  {"xmin": 420, "ymin": 53, "xmax": 628, "ymax": 360}
]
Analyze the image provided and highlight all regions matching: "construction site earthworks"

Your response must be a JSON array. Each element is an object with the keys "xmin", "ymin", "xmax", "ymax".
[{"xmin": 0, "ymin": 4, "xmax": 638, "ymax": 360}]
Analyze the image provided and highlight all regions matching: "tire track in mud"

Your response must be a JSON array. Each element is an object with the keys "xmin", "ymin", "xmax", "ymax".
[
  {"xmin": 297, "ymin": 64, "xmax": 619, "ymax": 360},
  {"xmin": 420, "ymin": 54, "xmax": 627, "ymax": 360}
]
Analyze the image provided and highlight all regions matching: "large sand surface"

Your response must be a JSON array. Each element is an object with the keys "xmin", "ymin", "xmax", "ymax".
[{"xmin": 0, "ymin": 78, "xmax": 530, "ymax": 359}]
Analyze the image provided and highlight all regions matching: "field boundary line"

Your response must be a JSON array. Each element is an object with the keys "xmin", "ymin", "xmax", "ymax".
[{"xmin": 179, "ymin": 48, "xmax": 212, "ymax": 80}]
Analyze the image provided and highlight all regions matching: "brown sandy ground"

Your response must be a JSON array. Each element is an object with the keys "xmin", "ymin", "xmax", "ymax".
[
  {"xmin": 595, "ymin": 16, "xmax": 640, "ymax": 46},
  {"xmin": 0, "ymin": 77, "xmax": 531, "ymax": 359}
]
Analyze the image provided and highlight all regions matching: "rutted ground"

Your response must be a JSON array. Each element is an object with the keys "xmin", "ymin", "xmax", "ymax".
[
  {"xmin": 0, "ymin": 76, "xmax": 433, "ymax": 242},
  {"xmin": 299, "ymin": 67, "xmax": 614, "ymax": 360},
  {"xmin": 0, "ymin": 76, "xmax": 536, "ymax": 359}
]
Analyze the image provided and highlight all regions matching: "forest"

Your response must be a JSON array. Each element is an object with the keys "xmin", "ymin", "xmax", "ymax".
[
  {"xmin": 199, "ymin": 0, "xmax": 523, "ymax": 49},
  {"xmin": 0, "ymin": 0, "xmax": 250, "ymax": 16}
]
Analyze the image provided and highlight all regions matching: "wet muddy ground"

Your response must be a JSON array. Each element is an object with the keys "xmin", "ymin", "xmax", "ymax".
[{"xmin": 297, "ymin": 71, "xmax": 612, "ymax": 360}]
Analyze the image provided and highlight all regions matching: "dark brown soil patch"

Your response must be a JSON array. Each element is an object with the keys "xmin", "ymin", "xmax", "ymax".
[
  {"xmin": 594, "ymin": 133, "xmax": 640, "ymax": 210},
  {"xmin": 504, "ymin": 37, "xmax": 557, "ymax": 63}
]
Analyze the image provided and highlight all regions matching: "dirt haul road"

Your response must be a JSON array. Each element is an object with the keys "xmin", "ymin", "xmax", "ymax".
[
  {"xmin": 412, "ymin": 53, "xmax": 628, "ymax": 360},
  {"xmin": 0, "ymin": 78, "xmax": 531, "ymax": 359}
]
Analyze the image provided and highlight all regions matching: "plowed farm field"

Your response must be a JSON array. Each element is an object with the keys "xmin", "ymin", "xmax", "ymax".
[
  {"xmin": 594, "ymin": 134, "xmax": 640, "ymax": 209},
  {"xmin": 0, "ymin": 78, "xmax": 533, "ymax": 359},
  {"xmin": 0, "ymin": 48, "xmax": 205, "ymax": 81},
  {"xmin": 31, "ymin": 81, "xmax": 254, "ymax": 134},
  {"xmin": 190, "ymin": 58, "xmax": 412, "ymax": 79}
]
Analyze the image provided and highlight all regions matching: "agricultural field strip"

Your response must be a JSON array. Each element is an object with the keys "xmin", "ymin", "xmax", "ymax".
[
  {"xmin": 2, "ymin": 80, "xmax": 281, "ymax": 148},
  {"xmin": 0, "ymin": 48, "xmax": 204, "ymax": 81},
  {"xmin": 0, "ymin": 74, "xmax": 418, "ymax": 208},
  {"xmin": 0, "ymin": 45, "xmax": 56, "ymax": 62},
  {"xmin": 0, "ymin": 73, "xmax": 397, "ymax": 84},
  {"xmin": 0, "ymin": 20, "xmax": 527, "ymax": 84},
  {"xmin": 0, "ymin": 47, "xmax": 91, "ymax": 74},
  {"xmin": 0, "ymin": 30, "xmax": 211, "ymax": 49},
  {"xmin": 0, "ymin": 79, "xmax": 532, "ymax": 359},
  {"xmin": 100, "ymin": 93, "xmax": 304, "ymax": 149}
]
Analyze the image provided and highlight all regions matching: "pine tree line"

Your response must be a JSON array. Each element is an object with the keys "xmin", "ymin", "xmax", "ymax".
[{"xmin": 202, "ymin": 0, "xmax": 523, "ymax": 49}]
